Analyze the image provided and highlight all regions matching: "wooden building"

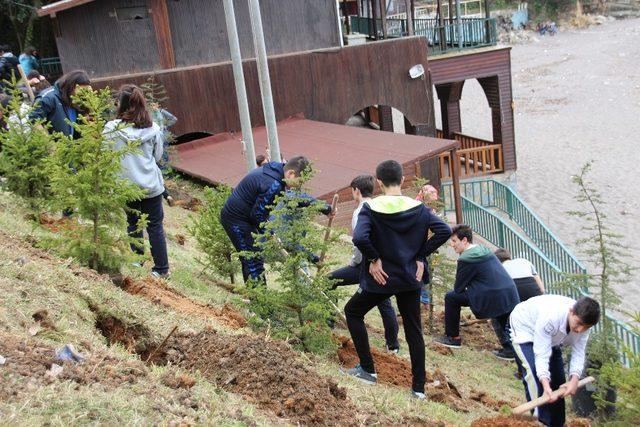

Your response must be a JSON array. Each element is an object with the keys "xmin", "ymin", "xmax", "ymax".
[{"xmin": 38, "ymin": 0, "xmax": 342, "ymax": 78}]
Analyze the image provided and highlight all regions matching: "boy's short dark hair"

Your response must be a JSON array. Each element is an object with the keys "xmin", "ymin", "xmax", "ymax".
[
  {"xmin": 375, "ymin": 160, "xmax": 403, "ymax": 187},
  {"xmin": 255, "ymin": 154, "xmax": 266, "ymax": 166},
  {"xmin": 350, "ymin": 174, "xmax": 375, "ymax": 198},
  {"xmin": 494, "ymin": 248, "xmax": 512, "ymax": 263},
  {"xmin": 573, "ymin": 297, "xmax": 600, "ymax": 326},
  {"xmin": 451, "ymin": 224, "xmax": 473, "ymax": 243},
  {"xmin": 284, "ymin": 155, "xmax": 310, "ymax": 176}
]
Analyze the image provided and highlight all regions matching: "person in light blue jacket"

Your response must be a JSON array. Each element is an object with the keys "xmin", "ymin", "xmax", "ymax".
[
  {"xmin": 19, "ymin": 46, "xmax": 39, "ymax": 76},
  {"xmin": 104, "ymin": 84, "xmax": 169, "ymax": 278}
]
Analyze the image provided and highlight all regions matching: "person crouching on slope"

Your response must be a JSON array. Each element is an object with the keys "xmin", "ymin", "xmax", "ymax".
[
  {"xmin": 436, "ymin": 225, "xmax": 520, "ymax": 350},
  {"xmin": 344, "ymin": 160, "xmax": 451, "ymax": 399}
]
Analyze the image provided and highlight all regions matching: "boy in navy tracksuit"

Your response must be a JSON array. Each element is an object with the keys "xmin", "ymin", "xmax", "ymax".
[
  {"xmin": 221, "ymin": 156, "xmax": 331, "ymax": 283},
  {"xmin": 436, "ymin": 225, "xmax": 520, "ymax": 351},
  {"xmin": 345, "ymin": 160, "xmax": 451, "ymax": 398}
]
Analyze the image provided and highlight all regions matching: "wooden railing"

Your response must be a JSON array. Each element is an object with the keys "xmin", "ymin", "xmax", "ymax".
[{"xmin": 438, "ymin": 131, "xmax": 503, "ymax": 179}]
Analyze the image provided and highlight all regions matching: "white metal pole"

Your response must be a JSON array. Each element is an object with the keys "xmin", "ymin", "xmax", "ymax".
[
  {"xmin": 223, "ymin": 0, "xmax": 256, "ymax": 171},
  {"xmin": 248, "ymin": 0, "xmax": 281, "ymax": 163}
]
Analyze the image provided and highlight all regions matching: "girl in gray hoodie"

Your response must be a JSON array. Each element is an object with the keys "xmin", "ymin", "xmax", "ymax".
[{"xmin": 104, "ymin": 84, "xmax": 169, "ymax": 277}]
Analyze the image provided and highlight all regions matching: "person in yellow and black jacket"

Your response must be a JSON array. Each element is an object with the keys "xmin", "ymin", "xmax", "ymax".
[{"xmin": 344, "ymin": 160, "xmax": 451, "ymax": 399}]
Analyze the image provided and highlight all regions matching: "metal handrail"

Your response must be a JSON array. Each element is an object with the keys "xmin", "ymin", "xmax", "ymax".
[{"xmin": 348, "ymin": 16, "xmax": 498, "ymax": 55}]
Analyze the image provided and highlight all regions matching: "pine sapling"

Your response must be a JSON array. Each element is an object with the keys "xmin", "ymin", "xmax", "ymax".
[
  {"xmin": 0, "ymin": 81, "xmax": 54, "ymax": 216},
  {"xmin": 187, "ymin": 185, "xmax": 240, "ymax": 283},
  {"xmin": 244, "ymin": 169, "xmax": 343, "ymax": 354},
  {"xmin": 46, "ymin": 87, "xmax": 146, "ymax": 273},
  {"xmin": 413, "ymin": 178, "xmax": 456, "ymax": 333},
  {"xmin": 569, "ymin": 162, "xmax": 634, "ymax": 415}
]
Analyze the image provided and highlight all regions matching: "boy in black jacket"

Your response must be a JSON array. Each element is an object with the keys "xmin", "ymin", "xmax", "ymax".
[
  {"xmin": 436, "ymin": 225, "xmax": 520, "ymax": 351},
  {"xmin": 220, "ymin": 156, "xmax": 333, "ymax": 283},
  {"xmin": 345, "ymin": 160, "xmax": 451, "ymax": 398}
]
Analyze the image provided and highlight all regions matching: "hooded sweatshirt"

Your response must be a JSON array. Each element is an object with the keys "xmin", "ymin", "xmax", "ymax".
[
  {"xmin": 222, "ymin": 162, "xmax": 286, "ymax": 227},
  {"xmin": 353, "ymin": 195, "xmax": 451, "ymax": 294},
  {"xmin": 453, "ymin": 245, "xmax": 520, "ymax": 318},
  {"xmin": 103, "ymin": 119, "xmax": 165, "ymax": 199}
]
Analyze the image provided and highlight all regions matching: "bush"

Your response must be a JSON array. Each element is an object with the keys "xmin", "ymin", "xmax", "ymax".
[
  {"xmin": 245, "ymin": 171, "xmax": 343, "ymax": 355},
  {"xmin": 46, "ymin": 87, "xmax": 146, "ymax": 273},
  {"xmin": 599, "ymin": 313, "xmax": 640, "ymax": 425},
  {"xmin": 0, "ymin": 83, "xmax": 54, "ymax": 215},
  {"xmin": 187, "ymin": 185, "xmax": 240, "ymax": 283}
]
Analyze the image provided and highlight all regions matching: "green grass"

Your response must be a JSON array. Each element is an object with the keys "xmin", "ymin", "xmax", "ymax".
[{"xmin": 0, "ymin": 182, "xmax": 528, "ymax": 425}]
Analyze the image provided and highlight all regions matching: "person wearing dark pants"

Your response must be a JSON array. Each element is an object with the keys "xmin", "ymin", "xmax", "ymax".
[
  {"xmin": 345, "ymin": 288, "xmax": 421, "ymax": 388},
  {"xmin": 491, "ymin": 248, "xmax": 545, "ymax": 359},
  {"xmin": 436, "ymin": 225, "xmax": 520, "ymax": 352},
  {"xmin": 126, "ymin": 195, "xmax": 169, "ymax": 276},
  {"xmin": 331, "ymin": 265, "xmax": 398, "ymax": 349},
  {"xmin": 104, "ymin": 84, "xmax": 170, "ymax": 277},
  {"xmin": 329, "ymin": 174, "xmax": 399, "ymax": 352},
  {"xmin": 344, "ymin": 160, "xmax": 451, "ymax": 399},
  {"xmin": 220, "ymin": 156, "xmax": 320, "ymax": 284},
  {"xmin": 510, "ymin": 295, "xmax": 600, "ymax": 427}
]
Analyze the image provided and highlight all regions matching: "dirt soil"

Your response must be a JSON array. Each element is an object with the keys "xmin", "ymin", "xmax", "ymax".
[
  {"xmin": 425, "ymin": 311, "xmax": 499, "ymax": 351},
  {"xmin": 163, "ymin": 330, "xmax": 377, "ymax": 426},
  {"xmin": 567, "ymin": 418, "xmax": 591, "ymax": 427},
  {"xmin": 120, "ymin": 277, "xmax": 246, "ymax": 329},
  {"xmin": 471, "ymin": 414, "xmax": 542, "ymax": 427},
  {"xmin": 0, "ymin": 333, "xmax": 147, "ymax": 402},
  {"xmin": 469, "ymin": 390, "xmax": 516, "ymax": 411},
  {"xmin": 335, "ymin": 335, "xmax": 471, "ymax": 412}
]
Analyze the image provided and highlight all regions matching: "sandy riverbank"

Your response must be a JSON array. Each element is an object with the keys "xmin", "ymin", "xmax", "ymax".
[{"xmin": 441, "ymin": 19, "xmax": 640, "ymax": 315}]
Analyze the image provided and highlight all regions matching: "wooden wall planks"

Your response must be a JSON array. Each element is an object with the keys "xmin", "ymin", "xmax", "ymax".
[{"xmin": 93, "ymin": 37, "xmax": 435, "ymax": 138}]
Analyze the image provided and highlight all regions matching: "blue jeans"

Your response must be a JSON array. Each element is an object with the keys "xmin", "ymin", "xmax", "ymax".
[
  {"xmin": 127, "ymin": 195, "xmax": 169, "ymax": 274},
  {"xmin": 329, "ymin": 264, "xmax": 399, "ymax": 350}
]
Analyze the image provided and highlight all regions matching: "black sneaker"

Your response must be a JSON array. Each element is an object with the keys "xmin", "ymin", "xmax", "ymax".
[
  {"xmin": 493, "ymin": 348, "xmax": 516, "ymax": 361},
  {"xmin": 435, "ymin": 336, "xmax": 461, "ymax": 348}
]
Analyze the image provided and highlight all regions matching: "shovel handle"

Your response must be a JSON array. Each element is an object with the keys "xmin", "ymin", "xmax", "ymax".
[{"xmin": 512, "ymin": 376, "xmax": 595, "ymax": 415}]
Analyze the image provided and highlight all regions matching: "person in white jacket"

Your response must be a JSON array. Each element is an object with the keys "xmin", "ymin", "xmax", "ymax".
[
  {"xmin": 509, "ymin": 295, "xmax": 600, "ymax": 427},
  {"xmin": 104, "ymin": 84, "xmax": 169, "ymax": 278}
]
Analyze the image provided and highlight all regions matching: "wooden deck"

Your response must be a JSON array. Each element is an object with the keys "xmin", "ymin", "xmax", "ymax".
[{"xmin": 172, "ymin": 116, "xmax": 458, "ymax": 202}]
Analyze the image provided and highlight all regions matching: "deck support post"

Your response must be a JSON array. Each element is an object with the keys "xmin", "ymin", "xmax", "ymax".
[{"xmin": 223, "ymin": 0, "xmax": 256, "ymax": 170}]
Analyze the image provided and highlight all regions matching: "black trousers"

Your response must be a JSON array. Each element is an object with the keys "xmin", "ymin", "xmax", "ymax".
[
  {"xmin": 127, "ymin": 194, "xmax": 169, "ymax": 274},
  {"xmin": 492, "ymin": 279, "xmax": 542, "ymax": 349},
  {"xmin": 444, "ymin": 290, "xmax": 510, "ymax": 344},
  {"xmin": 329, "ymin": 265, "xmax": 399, "ymax": 349},
  {"xmin": 345, "ymin": 288, "xmax": 425, "ymax": 392}
]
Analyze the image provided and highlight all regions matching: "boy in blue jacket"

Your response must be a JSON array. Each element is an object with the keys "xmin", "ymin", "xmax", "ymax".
[
  {"xmin": 220, "ymin": 156, "xmax": 330, "ymax": 283},
  {"xmin": 345, "ymin": 160, "xmax": 451, "ymax": 398},
  {"xmin": 436, "ymin": 225, "xmax": 520, "ymax": 352}
]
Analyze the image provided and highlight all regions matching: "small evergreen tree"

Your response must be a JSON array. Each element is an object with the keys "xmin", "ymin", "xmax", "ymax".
[
  {"xmin": 46, "ymin": 87, "xmax": 146, "ymax": 273},
  {"xmin": 413, "ymin": 178, "xmax": 456, "ymax": 333},
  {"xmin": 569, "ymin": 162, "xmax": 631, "ymax": 359},
  {"xmin": 187, "ymin": 185, "xmax": 240, "ymax": 283},
  {"xmin": 568, "ymin": 162, "xmax": 634, "ymax": 416},
  {"xmin": 245, "ymin": 169, "xmax": 343, "ymax": 354},
  {"xmin": 0, "ymin": 82, "xmax": 53, "ymax": 216}
]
